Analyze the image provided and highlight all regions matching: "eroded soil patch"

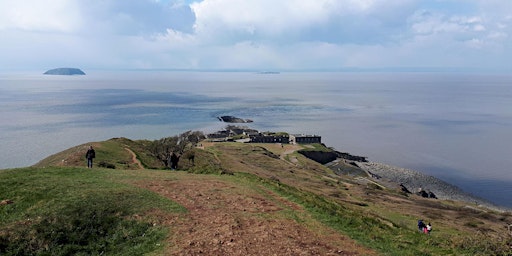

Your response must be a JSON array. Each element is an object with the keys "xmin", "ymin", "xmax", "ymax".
[{"xmin": 137, "ymin": 175, "xmax": 376, "ymax": 255}]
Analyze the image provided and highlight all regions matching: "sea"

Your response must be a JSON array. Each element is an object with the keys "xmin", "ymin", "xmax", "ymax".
[{"xmin": 1, "ymin": 70, "xmax": 511, "ymax": 208}]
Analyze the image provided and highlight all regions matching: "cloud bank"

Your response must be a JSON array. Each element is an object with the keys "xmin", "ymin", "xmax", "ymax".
[{"xmin": 0, "ymin": 0, "xmax": 510, "ymax": 70}]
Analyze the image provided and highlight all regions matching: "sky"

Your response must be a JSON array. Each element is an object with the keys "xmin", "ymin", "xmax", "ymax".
[{"xmin": 1, "ymin": 0, "xmax": 511, "ymax": 71}]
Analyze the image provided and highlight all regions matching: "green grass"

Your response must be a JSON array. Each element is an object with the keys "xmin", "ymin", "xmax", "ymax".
[
  {"xmin": 112, "ymin": 138, "xmax": 163, "ymax": 169},
  {"xmin": 297, "ymin": 143, "xmax": 333, "ymax": 152},
  {"xmin": 0, "ymin": 167, "xmax": 185, "ymax": 256},
  {"xmin": 10, "ymin": 140, "xmax": 512, "ymax": 255},
  {"xmin": 94, "ymin": 140, "xmax": 133, "ymax": 168},
  {"xmin": 233, "ymin": 172, "xmax": 510, "ymax": 256}
]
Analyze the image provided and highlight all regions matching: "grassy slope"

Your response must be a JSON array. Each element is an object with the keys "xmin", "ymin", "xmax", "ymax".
[
  {"xmin": 0, "ymin": 167, "xmax": 186, "ymax": 255},
  {"xmin": 2, "ymin": 139, "xmax": 512, "ymax": 255}
]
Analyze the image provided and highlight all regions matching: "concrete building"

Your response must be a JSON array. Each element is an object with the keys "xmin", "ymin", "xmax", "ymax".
[
  {"xmin": 289, "ymin": 134, "xmax": 321, "ymax": 144},
  {"xmin": 250, "ymin": 133, "xmax": 289, "ymax": 144}
]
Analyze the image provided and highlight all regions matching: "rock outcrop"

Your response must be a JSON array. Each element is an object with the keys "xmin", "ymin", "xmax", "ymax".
[{"xmin": 336, "ymin": 151, "xmax": 368, "ymax": 162}]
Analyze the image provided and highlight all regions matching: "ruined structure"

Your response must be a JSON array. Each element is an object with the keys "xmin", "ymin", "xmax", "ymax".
[{"xmin": 289, "ymin": 134, "xmax": 322, "ymax": 144}]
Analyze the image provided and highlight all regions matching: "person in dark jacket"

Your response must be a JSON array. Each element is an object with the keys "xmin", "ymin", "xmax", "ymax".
[
  {"xmin": 418, "ymin": 220, "xmax": 425, "ymax": 233},
  {"xmin": 85, "ymin": 146, "xmax": 95, "ymax": 168},
  {"xmin": 169, "ymin": 152, "xmax": 180, "ymax": 170}
]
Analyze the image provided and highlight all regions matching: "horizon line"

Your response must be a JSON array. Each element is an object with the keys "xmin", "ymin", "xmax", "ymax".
[{"xmin": 2, "ymin": 66, "xmax": 511, "ymax": 74}]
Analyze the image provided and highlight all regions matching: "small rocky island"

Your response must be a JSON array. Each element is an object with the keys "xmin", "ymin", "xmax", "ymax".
[
  {"xmin": 44, "ymin": 68, "xmax": 86, "ymax": 75},
  {"xmin": 218, "ymin": 115, "xmax": 253, "ymax": 123}
]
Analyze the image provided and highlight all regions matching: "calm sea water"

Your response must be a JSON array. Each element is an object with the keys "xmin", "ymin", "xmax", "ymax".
[{"xmin": 1, "ymin": 71, "xmax": 511, "ymax": 208}]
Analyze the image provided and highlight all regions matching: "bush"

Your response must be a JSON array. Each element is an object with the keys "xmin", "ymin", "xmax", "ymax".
[{"xmin": 98, "ymin": 161, "xmax": 116, "ymax": 169}]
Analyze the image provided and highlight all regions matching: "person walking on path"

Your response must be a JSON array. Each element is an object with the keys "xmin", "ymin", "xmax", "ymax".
[
  {"xmin": 417, "ymin": 220, "xmax": 425, "ymax": 233},
  {"xmin": 426, "ymin": 223, "xmax": 432, "ymax": 235},
  {"xmin": 85, "ymin": 146, "xmax": 95, "ymax": 168}
]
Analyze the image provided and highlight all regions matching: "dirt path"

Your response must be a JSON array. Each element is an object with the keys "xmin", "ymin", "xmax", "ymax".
[
  {"xmin": 280, "ymin": 144, "xmax": 302, "ymax": 164},
  {"xmin": 125, "ymin": 148, "xmax": 143, "ymax": 169},
  {"xmin": 139, "ymin": 176, "xmax": 376, "ymax": 256}
]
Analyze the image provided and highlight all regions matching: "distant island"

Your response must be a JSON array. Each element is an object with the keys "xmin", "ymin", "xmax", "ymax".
[
  {"xmin": 43, "ymin": 68, "xmax": 86, "ymax": 75},
  {"xmin": 257, "ymin": 71, "xmax": 280, "ymax": 74},
  {"xmin": 217, "ymin": 115, "xmax": 253, "ymax": 123}
]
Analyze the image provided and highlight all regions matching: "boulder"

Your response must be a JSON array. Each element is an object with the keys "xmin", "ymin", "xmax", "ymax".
[
  {"xmin": 400, "ymin": 183, "xmax": 412, "ymax": 194},
  {"xmin": 416, "ymin": 189, "xmax": 437, "ymax": 199}
]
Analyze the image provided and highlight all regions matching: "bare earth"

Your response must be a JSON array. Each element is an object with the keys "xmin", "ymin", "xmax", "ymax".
[
  {"xmin": 125, "ymin": 147, "xmax": 144, "ymax": 169},
  {"xmin": 137, "ymin": 175, "xmax": 377, "ymax": 256}
]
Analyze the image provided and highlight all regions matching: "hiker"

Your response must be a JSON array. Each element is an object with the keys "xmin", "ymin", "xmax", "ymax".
[
  {"xmin": 85, "ymin": 146, "xmax": 95, "ymax": 168},
  {"xmin": 417, "ymin": 220, "xmax": 425, "ymax": 233},
  {"xmin": 426, "ymin": 223, "xmax": 432, "ymax": 234},
  {"xmin": 170, "ymin": 152, "xmax": 180, "ymax": 170}
]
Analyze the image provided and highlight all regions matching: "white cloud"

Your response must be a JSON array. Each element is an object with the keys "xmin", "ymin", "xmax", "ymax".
[
  {"xmin": 157, "ymin": 29, "xmax": 196, "ymax": 45},
  {"xmin": 0, "ymin": 0, "xmax": 82, "ymax": 32},
  {"xmin": 408, "ymin": 11, "xmax": 487, "ymax": 35},
  {"xmin": 191, "ymin": 0, "xmax": 331, "ymax": 34},
  {"xmin": 190, "ymin": 0, "xmax": 417, "ymax": 44},
  {"xmin": 405, "ymin": 4, "xmax": 511, "ymax": 63},
  {"xmin": 0, "ymin": 0, "xmax": 511, "ymax": 71}
]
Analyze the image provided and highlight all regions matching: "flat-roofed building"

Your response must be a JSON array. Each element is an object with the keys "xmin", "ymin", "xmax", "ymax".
[{"xmin": 289, "ymin": 134, "xmax": 321, "ymax": 144}]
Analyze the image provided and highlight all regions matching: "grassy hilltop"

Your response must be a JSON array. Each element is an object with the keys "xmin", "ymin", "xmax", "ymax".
[{"xmin": 1, "ymin": 136, "xmax": 511, "ymax": 255}]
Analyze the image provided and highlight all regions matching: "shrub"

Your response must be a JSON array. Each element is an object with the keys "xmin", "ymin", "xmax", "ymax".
[{"xmin": 98, "ymin": 161, "xmax": 116, "ymax": 169}]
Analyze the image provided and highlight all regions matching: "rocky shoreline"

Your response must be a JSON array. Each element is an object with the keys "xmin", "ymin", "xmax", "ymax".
[{"xmin": 355, "ymin": 161, "xmax": 508, "ymax": 211}]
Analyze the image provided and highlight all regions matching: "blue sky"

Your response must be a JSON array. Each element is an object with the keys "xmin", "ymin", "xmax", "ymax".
[{"xmin": 1, "ymin": 0, "xmax": 511, "ymax": 71}]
